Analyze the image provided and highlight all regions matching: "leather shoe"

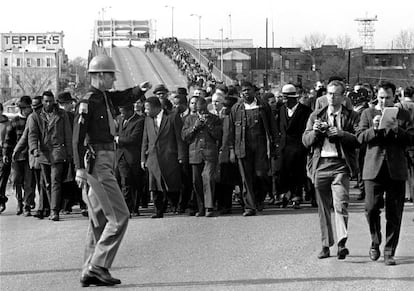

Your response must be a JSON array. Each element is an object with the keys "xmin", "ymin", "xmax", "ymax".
[
  {"xmin": 195, "ymin": 211, "xmax": 205, "ymax": 217},
  {"xmin": 205, "ymin": 209, "xmax": 214, "ymax": 217},
  {"xmin": 317, "ymin": 247, "xmax": 330, "ymax": 259},
  {"xmin": 292, "ymin": 201, "xmax": 301, "ymax": 209},
  {"xmin": 242, "ymin": 210, "xmax": 256, "ymax": 217},
  {"xmin": 0, "ymin": 203, "xmax": 6, "ymax": 213},
  {"xmin": 369, "ymin": 247, "xmax": 380, "ymax": 261},
  {"xmin": 384, "ymin": 254, "xmax": 396, "ymax": 266},
  {"xmin": 49, "ymin": 212, "xmax": 59, "ymax": 221},
  {"xmin": 80, "ymin": 273, "xmax": 110, "ymax": 287},
  {"xmin": 337, "ymin": 247, "xmax": 349, "ymax": 260},
  {"xmin": 151, "ymin": 213, "xmax": 163, "ymax": 219},
  {"xmin": 81, "ymin": 209, "xmax": 88, "ymax": 217},
  {"xmin": 33, "ymin": 210, "xmax": 44, "ymax": 219},
  {"xmin": 88, "ymin": 264, "xmax": 121, "ymax": 285},
  {"xmin": 16, "ymin": 205, "xmax": 23, "ymax": 215},
  {"xmin": 23, "ymin": 210, "xmax": 32, "ymax": 217}
]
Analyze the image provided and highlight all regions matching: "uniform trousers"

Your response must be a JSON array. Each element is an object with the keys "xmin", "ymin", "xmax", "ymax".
[
  {"xmin": 41, "ymin": 163, "xmax": 64, "ymax": 212},
  {"xmin": 84, "ymin": 150, "xmax": 129, "ymax": 269},
  {"xmin": 314, "ymin": 158, "xmax": 350, "ymax": 247},
  {"xmin": 192, "ymin": 160, "xmax": 216, "ymax": 211},
  {"xmin": 364, "ymin": 162, "xmax": 405, "ymax": 256}
]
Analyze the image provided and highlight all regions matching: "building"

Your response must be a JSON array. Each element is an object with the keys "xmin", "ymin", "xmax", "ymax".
[{"xmin": 0, "ymin": 32, "xmax": 67, "ymax": 102}]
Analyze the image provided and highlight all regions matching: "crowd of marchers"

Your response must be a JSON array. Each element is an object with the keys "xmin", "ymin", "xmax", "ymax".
[{"xmin": 0, "ymin": 39, "xmax": 413, "ymax": 267}]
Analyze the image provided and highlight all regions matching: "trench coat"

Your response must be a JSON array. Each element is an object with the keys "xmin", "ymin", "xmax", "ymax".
[{"xmin": 141, "ymin": 110, "xmax": 186, "ymax": 192}]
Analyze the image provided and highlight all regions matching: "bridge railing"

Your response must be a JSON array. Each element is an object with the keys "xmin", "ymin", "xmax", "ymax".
[{"xmin": 178, "ymin": 40, "xmax": 233, "ymax": 86}]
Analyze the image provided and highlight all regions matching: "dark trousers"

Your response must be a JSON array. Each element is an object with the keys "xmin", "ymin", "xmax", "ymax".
[
  {"xmin": 216, "ymin": 183, "xmax": 234, "ymax": 211},
  {"xmin": 152, "ymin": 190, "xmax": 179, "ymax": 215},
  {"xmin": 41, "ymin": 163, "xmax": 64, "ymax": 212},
  {"xmin": 179, "ymin": 163, "xmax": 194, "ymax": 212},
  {"xmin": 192, "ymin": 161, "xmax": 216, "ymax": 211},
  {"xmin": 0, "ymin": 159, "xmax": 11, "ymax": 202},
  {"xmin": 12, "ymin": 160, "xmax": 35, "ymax": 210},
  {"xmin": 237, "ymin": 158, "xmax": 268, "ymax": 212},
  {"xmin": 33, "ymin": 168, "xmax": 49, "ymax": 211},
  {"xmin": 364, "ymin": 163, "xmax": 406, "ymax": 255},
  {"xmin": 118, "ymin": 156, "xmax": 142, "ymax": 213}
]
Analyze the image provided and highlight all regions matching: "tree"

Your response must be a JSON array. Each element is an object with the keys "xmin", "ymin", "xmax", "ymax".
[
  {"xmin": 394, "ymin": 29, "xmax": 414, "ymax": 49},
  {"xmin": 332, "ymin": 34, "xmax": 355, "ymax": 49},
  {"xmin": 319, "ymin": 56, "xmax": 347, "ymax": 81},
  {"xmin": 302, "ymin": 33, "xmax": 327, "ymax": 50},
  {"xmin": 67, "ymin": 57, "xmax": 88, "ymax": 96}
]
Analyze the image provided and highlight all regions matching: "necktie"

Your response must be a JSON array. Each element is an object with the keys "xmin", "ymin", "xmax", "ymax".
[
  {"xmin": 103, "ymin": 92, "xmax": 116, "ymax": 137},
  {"xmin": 153, "ymin": 117, "xmax": 159, "ymax": 134},
  {"xmin": 332, "ymin": 114, "xmax": 342, "ymax": 158}
]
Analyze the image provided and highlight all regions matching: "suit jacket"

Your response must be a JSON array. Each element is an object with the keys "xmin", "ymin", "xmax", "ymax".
[
  {"xmin": 357, "ymin": 107, "xmax": 413, "ymax": 180},
  {"xmin": 141, "ymin": 110, "xmax": 186, "ymax": 192},
  {"xmin": 302, "ymin": 105, "xmax": 360, "ymax": 182},
  {"xmin": 228, "ymin": 98, "xmax": 278, "ymax": 159},
  {"xmin": 116, "ymin": 113, "xmax": 144, "ymax": 165},
  {"xmin": 181, "ymin": 112, "xmax": 222, "ymax": 164},
  {"xmin": 275, "ymin": 103, "xmax": 312, "ymax": 172}
]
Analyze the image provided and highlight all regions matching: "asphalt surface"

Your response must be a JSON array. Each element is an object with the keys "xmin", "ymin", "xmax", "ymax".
[
  {"xmin": 1, "ymin": 183, "xmax": 413, "ymax": 291},
  {"xmin": 111, "ymin": 46, "xmax": 188, "ymax": 95}
]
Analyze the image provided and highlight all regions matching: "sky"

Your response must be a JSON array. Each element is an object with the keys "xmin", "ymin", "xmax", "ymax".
[{"xmin": 1, "ymin": 0, "xmax": 413, "ymax": 59}]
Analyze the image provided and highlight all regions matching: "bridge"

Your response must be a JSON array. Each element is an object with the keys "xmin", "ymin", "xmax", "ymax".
[{"xmin": 90, "ymin": 19, "xmax": 233, "ymax": 94}]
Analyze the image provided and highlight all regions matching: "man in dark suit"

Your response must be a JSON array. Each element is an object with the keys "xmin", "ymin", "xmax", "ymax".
[
  {"xmin": 182, "ymin": 97, "xmax": 222, "ymax": 217},
  {"xmin": 115, "ymin": 104, "xmax": 144, "ymax": 216},
  {"xmin": 275, "ymin": 84, "xmax": 312, "ymax": 209},
  {"xmin": 141, "ymin": 97, "xmax": 186, "ymax": 218},
  {"xmin": 357, "ymin": 81, "xmax": 414, "ymax": 265}
]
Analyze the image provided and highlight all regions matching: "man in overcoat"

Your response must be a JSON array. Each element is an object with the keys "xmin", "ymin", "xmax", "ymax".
[{"xmin": 141, "ymin": 97, "xmax": 186, "ymax": 218}]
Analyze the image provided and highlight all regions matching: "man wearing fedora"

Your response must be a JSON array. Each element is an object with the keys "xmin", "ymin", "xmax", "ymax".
[{"xmin": 275, "ymin": 84, "xmax": 312, "ymax": 209}]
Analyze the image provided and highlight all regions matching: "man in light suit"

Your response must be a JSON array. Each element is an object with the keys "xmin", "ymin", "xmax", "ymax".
[
  {"xmin": 115, "ymin": 104, "xmax": 144, "ymax": 216},
  {"xmin": 141, "ymin": 97, "xmax": 186, "ymax": 218},
  {"xmin": 303, "ymin": 80, "xmax": 360, "ymax": 260},
  {"xmin": 357, "ymin": 81, "xmax": 414, "ymax": 265}
]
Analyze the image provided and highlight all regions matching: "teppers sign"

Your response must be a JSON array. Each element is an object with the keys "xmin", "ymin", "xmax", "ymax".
[{"xmin": 1, "ymin": 32, "xmax": 64, "ymax": 51}]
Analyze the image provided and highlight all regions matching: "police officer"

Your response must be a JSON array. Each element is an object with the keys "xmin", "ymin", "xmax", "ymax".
[{"xmin": 73, "ymin": 54, "xmax": 151, "ymax": 287}]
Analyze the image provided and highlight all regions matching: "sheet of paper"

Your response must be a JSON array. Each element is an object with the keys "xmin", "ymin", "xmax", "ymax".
[{"xmin": 378, "ymin": 107, "xmax": 398, "ymax": 130}]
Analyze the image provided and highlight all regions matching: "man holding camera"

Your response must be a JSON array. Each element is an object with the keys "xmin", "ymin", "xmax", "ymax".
[
  {"xmin": 303, "ymin": 80, "xmax": 360, "ymax": 260},
  {"xmin": 182, "ymin": 97, "xmax": 222, "ymax": 217}
]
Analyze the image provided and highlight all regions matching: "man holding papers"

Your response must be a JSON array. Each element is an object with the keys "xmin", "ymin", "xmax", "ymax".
[{"xmin": 357, "ymin": 81, "xmax": 414, "ymax": 266}]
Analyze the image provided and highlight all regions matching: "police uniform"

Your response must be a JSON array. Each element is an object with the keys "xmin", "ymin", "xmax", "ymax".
[{"xmin": 73, "ymin": 85, "xmax": 146, "ymax": 272}]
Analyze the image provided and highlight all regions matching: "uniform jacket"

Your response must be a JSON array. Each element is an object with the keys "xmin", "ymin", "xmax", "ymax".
[
  {"xmin": 275, "ymin": 103, "xmax": 312, "ymax": 172},
  {"xmin": 181, "ymin": 112, "xmax": 222, "ymax": 164},
  {"xmin": 302, "ymin": 105, "xmax": 360, "ymax": 182},
  {"xmin": 357, "ymin": 107, "xmax": 413, "ymax": 180},
  {"xmin": 141, "ymin": 110, "xmax": 186, "ymax": 192},
  {"xmin": 116, "ymin": 113, "xmax": 144, "ymax": 165},
  {"xmin": 228, "ymin": 98, "xmax": 277, "ymax": 159},
  {"xmin": 73, "ymin": 86, "xmax": 146, "ymax": 169},
  {"xmin": 28, "ymin": 106, "xmax": 73, "ymax": 165}
]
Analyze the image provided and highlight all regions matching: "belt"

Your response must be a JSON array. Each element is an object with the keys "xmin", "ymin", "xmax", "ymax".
[
  {"xmin": 90, "ymin": 143, "xmax": 115, "ymax": 152},
  {"xmin": 319, "ymin": 157, "xmax": 344, "ymax": 162}
]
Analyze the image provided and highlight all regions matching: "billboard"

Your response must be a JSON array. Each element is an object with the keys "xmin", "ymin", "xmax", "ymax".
[{"xmin": 1, "ymin": 32, "xmax": 64, "ymax": 51}]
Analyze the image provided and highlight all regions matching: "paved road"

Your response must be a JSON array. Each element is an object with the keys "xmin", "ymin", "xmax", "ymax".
[
  {"xmin": 1, "ymin": 186, "xmax": 413, "ymax": 290},
  {"xmin": 112, "ymin": 46, "xmax": 188, "ymax": 95}
]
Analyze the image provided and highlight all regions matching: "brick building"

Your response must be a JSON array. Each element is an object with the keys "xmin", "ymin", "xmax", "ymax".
[{"xmin": 0, "ymin": 32, "xmax": 68, "ymax": 102}]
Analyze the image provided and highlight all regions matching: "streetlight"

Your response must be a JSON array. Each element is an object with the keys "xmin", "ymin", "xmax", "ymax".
[
  {"xmin": 165, "ymin": 5, "xmax": 174, "ymax": 37},
  {"xmin": 219, "ymin": 28, "xmax": 224, "ymax": 81},
  {"xmin": 190, "ymin": 14, "xmax": 202, "ymax": 64},
  {"xmin": 99, "ymin": 6, "xmax": 111, "ymax": 51}
]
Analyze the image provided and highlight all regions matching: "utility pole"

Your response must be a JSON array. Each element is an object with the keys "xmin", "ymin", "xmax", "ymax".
[
  {"xmin": 347, "ymin": 50, "xmax": 351, "ymax": 84},
  {"xmin": 190, "ymin": 14, "xmax": 202, "ymax": 64},
  {"xmin": 165, "ymin": 5, "xmax": 174, "ymax": 37},
  {"xmin": 264, "ymin": 18, "xmax": 268, "ymax": 89},
  {"xmin": 220, "ymin": 28, "xmax": 224, "ymax": 81}
]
